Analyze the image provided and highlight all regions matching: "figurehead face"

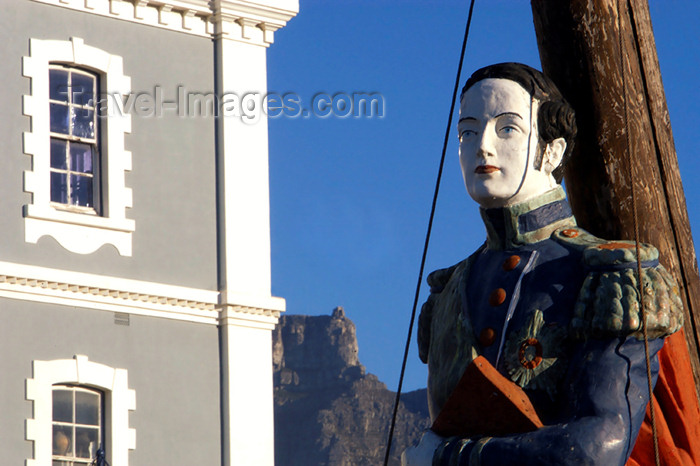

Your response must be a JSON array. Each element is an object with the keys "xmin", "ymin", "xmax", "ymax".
[
  {"xmin": 458, "ymin": 63, "xmax": 577, "ymax": 209},
  {"xmin": 459, "ymin": 79, "xmax": 564, "ymax": 208}
]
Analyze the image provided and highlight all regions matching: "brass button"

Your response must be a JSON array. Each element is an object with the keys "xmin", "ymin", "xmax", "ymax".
[
  {"xmin": 479, "ymin": 327, "xmax": 496, "ymax": 347},
  {"xmin": 561, "ymin": 228, "xmax": 579, "ymax": 238},
  {"xmin": 489, "ymin": 288, "xmax": 507, "ymax": 307},
  {"xmin": 502, "ymin": 255, "xmax": 521, "ymax": 271}
]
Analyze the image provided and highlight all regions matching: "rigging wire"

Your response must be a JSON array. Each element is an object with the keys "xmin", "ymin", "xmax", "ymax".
[
  {"xmin": 616, "ymin": 0, "xmax": 660, "ymax": 464},
  {"xmin": 382, "ymin": 1, "xmax": 477, "ymax": 464}
]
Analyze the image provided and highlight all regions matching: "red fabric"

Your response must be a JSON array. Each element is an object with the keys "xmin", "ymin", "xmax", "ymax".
[{"xmin": 627, "ymin": 330, "xmax": 700, "ymax": 466}]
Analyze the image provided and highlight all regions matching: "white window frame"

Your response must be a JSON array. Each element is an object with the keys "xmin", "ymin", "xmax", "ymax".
[
  {"xmin": 48, "ymin": 64, "xmax": 102, "ymax": 214},
  {"xmin": 51, "ymin": 384, "xmax": 104, "ymax": 464},
  {"xmin": 23, "ymin": 37, "xmax": 135, "ymax": 256},
  {"xmin": 26, "ymin": 355, "xmax": 136, "ymax": 466}
]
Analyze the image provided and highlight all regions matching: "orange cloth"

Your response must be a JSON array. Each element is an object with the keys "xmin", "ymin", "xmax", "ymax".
[{"xmin": 627, "ymin": 330, "xmax": 700, "ymax": 466}]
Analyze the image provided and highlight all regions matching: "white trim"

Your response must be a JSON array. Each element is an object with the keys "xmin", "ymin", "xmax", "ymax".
[
  {"xmin": 0, "ymin": 286, "xmax": 219, "ymax": 324},
  {"xmin": 219, "ymin": 304, "xmax": 279, "ymax": 330},
  {"xmin": 29, "ymin": 0, "xmax": 299, "ymax": 47},
  {"xmin": 0, "ymin": 261, "xmax": 214, "ymax": 302},
  {"xmin": 220, "ymin": 323, "xmax": 275, "ymax": 465},
  {"xmin": 0, "ymin": 261, "xmax": 284, "ymax": 326},
  {"xmin": 26, "ymin": 355, "xmax": 136, "ymax": 466},
  {"xmin": 23, "ymin": 37, "xmax": 135, "ymax": 256}
]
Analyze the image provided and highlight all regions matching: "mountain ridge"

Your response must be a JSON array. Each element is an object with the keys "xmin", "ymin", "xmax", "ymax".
[{"xmin": 273, "ymin": 307, "xmax": 430, "ymax": 465}]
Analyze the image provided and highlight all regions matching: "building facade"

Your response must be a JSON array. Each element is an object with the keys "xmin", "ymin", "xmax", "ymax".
[{"xmin": 0, "ymin": 0, "xmax": 298, "ymax": 464}]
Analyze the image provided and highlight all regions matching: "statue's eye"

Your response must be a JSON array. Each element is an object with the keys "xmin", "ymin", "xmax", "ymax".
[{"xmin": 459, "ymin": 129, "xmax": 476, "ymax": 140}]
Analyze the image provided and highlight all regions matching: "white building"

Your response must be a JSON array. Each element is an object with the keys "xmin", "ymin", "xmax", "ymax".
[{"xmin": 0, "ymin": 1, "xmax": 298, "ymax": 464}]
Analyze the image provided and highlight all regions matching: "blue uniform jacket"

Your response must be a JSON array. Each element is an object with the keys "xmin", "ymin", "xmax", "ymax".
[{"xmin": 417, "ymin": 187, "xmax": 683, "ymax": 465}]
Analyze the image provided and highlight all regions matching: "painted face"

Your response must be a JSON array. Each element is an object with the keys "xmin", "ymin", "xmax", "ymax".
[{"xmin": 458, "ymin": 78, "xmax": 555, "ymax": 208}]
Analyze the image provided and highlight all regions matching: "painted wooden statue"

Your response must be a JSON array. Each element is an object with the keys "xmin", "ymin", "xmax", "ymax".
[{"xmin": 401, "ymin": 63, "xmax": 684, "ymax": 465}]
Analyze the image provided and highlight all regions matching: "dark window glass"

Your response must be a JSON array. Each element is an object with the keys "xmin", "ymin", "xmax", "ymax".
[
  {"xmin": 52, "ymin": 385, "xmax": 103, "ymax": 464},
  {"xmin": 52, "ymin": 389, "xmax": 72, "ymax": 423},
  {"xmin": 50, "ymin": 139, "xmax": 67, "ymax": 169},
  {"xmin": 49, "ymin": 69, "xmax": 69, "ymax": 102},
  {"xmin": 72, "ymin": 107, "xmax": 95, "ymax": 139},
  {"xmin": 71, "ymin": 73, "xmax": 95, "ymax": 107},
  {"xmin": 50, "ymin": 103, "xmax": 70, "ymax": 134},
  {"xmin": 50, "ymin": 172, "xmax": 68, "ymax": 204},
  {"xmin": 53, "ymin": 425, "xmax": 72, "ymax": 456},
  {"xmin": 48, "ymin": 66, "xmax": 99, "ymax": 212},
  {"xmin": 75, "ymin": 391, "xmax": 100, "ymax": 425},
  {"xmin": 70, "ymin": 175, "xmax": 93, "ymax": 207},
  {"xmin": 75, "ymin": 427, "xmax": 99, "ymax": 458},
  {"xmin": 70, "ymin": 143, "xmax": 93, "ymax": 174}
]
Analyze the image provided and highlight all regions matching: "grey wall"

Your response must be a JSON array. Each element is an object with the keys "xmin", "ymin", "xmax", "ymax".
[
  {"xmin": 0, "ymin": 297, "xmax": 222, "ymax": 465},
  {"xmin": 0, "ymin": 1, "xmax": 219, "ymax": 291}
]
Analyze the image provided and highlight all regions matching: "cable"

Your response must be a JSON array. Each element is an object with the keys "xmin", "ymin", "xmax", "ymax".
[
  {"xmin": 616, "ymin": 1, "xmax": 660, "ymax": 464},
  {"xmin": 382, "ymin": 1, "xmax": 477, "ymax": 464}
]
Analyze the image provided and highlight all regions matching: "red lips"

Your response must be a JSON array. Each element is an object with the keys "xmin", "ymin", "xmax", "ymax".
[{"xmin": 475, "ymin": 165, "xmax": 500, "ymax": 174}]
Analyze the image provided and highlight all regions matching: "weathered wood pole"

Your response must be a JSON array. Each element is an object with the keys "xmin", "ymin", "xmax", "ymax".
[{"xmin": 531, "ymin": 0, "xmax": 700, "ymax": 399}]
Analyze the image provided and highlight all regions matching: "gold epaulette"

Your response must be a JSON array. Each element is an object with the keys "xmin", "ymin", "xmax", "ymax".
[{"xmin": 553, "ymin": 227, "xmax": 684, "ymax": 340}]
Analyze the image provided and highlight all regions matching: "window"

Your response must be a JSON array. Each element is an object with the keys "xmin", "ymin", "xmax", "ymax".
[
  {"xmin": 26, "ymin": 355, "xmax": 136, "ymax": 466},
  {"xmin": 49, "ymin": 66, "xmax": 100, "ymax": 212},
  {"xmin": 23, "ymin": 37, "xmax": 135, "ymax": 256},
  {"xmin": 52, "ymin": 385, "xmax": 104, "ymax": 465}
]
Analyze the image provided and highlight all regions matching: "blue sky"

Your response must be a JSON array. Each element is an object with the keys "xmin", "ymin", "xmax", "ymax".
[{"xmin": 266, "ymin": 1, "xmax": 700, "ymax": 392}]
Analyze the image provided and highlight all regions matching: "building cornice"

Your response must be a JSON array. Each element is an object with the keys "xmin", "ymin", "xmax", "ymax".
[
  {"xmin": 219, "ymin": 304, "xmax": 280, "ymax": 330},
  {"xmin": 0, "ymin": 261, "xmax": 284, "ymax": 326},
  {"xmin": 30, "ymin": 0, "xmax": 299, "ymax": 46},
  {"xmin": 214, "ymin": 0, "xmax": 298, "ymax": 26}
]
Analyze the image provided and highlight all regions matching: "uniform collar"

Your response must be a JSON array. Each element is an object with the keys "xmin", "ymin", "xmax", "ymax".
[{"xmin": 480, "ymin": 186, "xmax": 576, "ymax": 250}]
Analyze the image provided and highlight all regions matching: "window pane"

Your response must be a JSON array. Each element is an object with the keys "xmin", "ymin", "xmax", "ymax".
[
  {"xmin": 71, "ymin": 73, "xmax": 95, "ymax": 107},
  {"xmin": 53, "ymin": 425, "xmax": 72, "ymax": 456},
  {"xmin": 75, "ymin": 427, "xmax": 98, "ymax": 459},
  {"xmin": 50, "ymin": 139, "xmax": 68, "ymax": 169},
  {"xmin": 75, "ymin": 390, "xmax": 99, "ymax": 425},
  {"xmin": 51, "ymin": 172, "xmax": 68, "ymax": 204},
  {"xmin": 70, "ymin": 143, "xmax": 93, "ymax": 174},
  {"xmin": 49, "ymin": 69, "xmax": 69, "ymax": 102},
  {"xmin": 50, "ymin": 103, "xmax": 70, "ymax": 134},
  {"xmin": 70, "ymin": 174, "xmax": 93, "ymax": 207},
  {"xmin": 72, "ymin": 107, "xmax": 95, "ymax": 139},
  {"xmin": 53, "ymin": 389, "xmax": 73, "ymax": 422}
]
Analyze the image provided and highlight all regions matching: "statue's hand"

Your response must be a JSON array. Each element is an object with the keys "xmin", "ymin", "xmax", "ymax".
[{"xmin": 401, "ymin": 430, "xmax": 444, "ymax": 466}]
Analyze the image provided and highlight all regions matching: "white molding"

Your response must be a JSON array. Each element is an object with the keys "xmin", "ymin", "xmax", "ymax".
[
  {"xmin": 22, "ymin": 37, "xmax": 135, "ymax": 256},
  {"xmin": 220, "ymin": 320, "xmax": 275, "ymax": 465},
  {"xmin": 219, "ymin": 304, "xmax": 279, "ymax": 330},
  {"xmin": 219, "ymin": 290, "xmax": 285, "ymax": 315},
  {"xmin": 0, "ymin": 261, "xmax": 214, "ymax": 302},
  {"xmin": 26, "ymin": 355, "xmax": 136, "ymax": 466},
  {"xmin": 29, "ymin": 0, "xmax": 299, "ymax": 46},
  {"xmin": 217, "ymin": 0, "xmax": 298, "ymax": 24},
  {"xmin": 0, "ymin": 261, "xmax": 284, "ymax": 326}
]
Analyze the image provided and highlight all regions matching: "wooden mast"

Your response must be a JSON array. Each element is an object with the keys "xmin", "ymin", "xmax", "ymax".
[{"xmin": 531, "ymin": 0, "xmax": 700, "ymax": 400}]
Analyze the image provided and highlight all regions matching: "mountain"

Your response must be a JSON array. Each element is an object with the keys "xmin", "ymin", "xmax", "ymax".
[{"xmin": 273, "ymin": 307, "xmax": 430, "ymax": 466}]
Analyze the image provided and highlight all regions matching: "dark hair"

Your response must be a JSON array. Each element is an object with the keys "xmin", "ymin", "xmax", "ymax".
[{"xmin": 461, "ymin": 62, "xmax": 577, "ymax": 182}]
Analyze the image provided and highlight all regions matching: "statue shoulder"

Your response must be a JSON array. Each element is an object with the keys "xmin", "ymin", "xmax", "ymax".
[
  {"xmin": 426, "ymin": 263, "xmax": 462, "ymax": 294},
  {"xmin": 552, "ymin": 226, "xmax": 659, "ymax": 264},
  {"xmin": 418, "ymin": 251, "xmax": 481, "ymax": 364},
  {"xmin": 418, "ymin": 260, "xmax": 464, "ymax": 363},
  {"xmin": 552, "ymin": 227, "xmax": 684, "ymax": 340}
]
